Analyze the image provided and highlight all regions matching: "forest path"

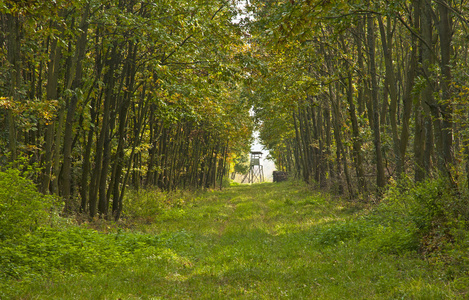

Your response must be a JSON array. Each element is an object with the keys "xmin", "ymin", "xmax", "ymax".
[
  {"xmin": 113, "ymin": 181, "xmax": 449, "ymax": 299},
  {"xmin": 146, "ymin": 181, "xmax": 357, "ymax": 299}
]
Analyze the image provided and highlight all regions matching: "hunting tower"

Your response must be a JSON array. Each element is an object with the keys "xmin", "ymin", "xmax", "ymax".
[{"xmin": 242, "ymin": 151, "xmax": 264, "ymax": 183}]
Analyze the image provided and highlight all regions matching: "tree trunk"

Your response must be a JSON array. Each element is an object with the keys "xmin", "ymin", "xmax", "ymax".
[
  {"xmin": 89, "ymin": 44, "xmax": 118, "ymax": 218},
  {"xmin": 5, "ymin": 14, "xmax": 21, "ymax": 164},
  {"xmin": 437, "ymin": 0, "xmax": 454, "ymax": 176},
  {"xmin": 346, "ymin": 72, "xmax": 366, "ymax": 192},
  {"xmin": 399, "ymin": 2, "xmax": 418, "ymax": 178},
  {"xmin": 330, "ymin": 86, "xmax": 344, "ymax": 194},
  {"xmin": 421, "ymin": 0, "xmax": 437, "ymax": 178},
  {"xmin": 42, "ymin": 29, "xmax": 62, "ymax": 193},
  {"xmin": 367, "ymin": 12, "xmax": 386, "ymax": 189},
  {"xmin": 378, "ymin": 15, "xmax": 402, "ymax": 177}
]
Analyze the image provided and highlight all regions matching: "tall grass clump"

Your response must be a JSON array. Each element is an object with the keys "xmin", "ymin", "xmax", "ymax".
[{"xmin": 122, "ymin": 188, "xmax": 196, "ymax": 224}]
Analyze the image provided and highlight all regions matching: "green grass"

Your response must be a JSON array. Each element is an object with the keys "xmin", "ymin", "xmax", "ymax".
[{"xmin": 3, "ymin": 181, "xmax": 466, "ymax": 299}]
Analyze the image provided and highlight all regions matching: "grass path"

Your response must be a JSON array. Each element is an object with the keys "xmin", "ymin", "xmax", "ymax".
[{"xmin": 19, "ymin": 181, "xmax": 460, "ymax": 299}]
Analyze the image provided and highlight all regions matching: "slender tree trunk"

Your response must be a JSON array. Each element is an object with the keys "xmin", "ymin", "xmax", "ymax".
[
  {"xmin": 346, "ymin": 72, "xmax": 366, "ymax": 192},
  {"xmin": 465, "ymin": 110, "xmax": 469, "ymax": 189},
  {"xmin": 421, "ymin": 0, "xmax": 437, "ymax": 178},
  {"xmin": 356, "ymin": 19, "xmax": 366, "ymax": 116},
  {"xmin": 5, "ymin": 14, "xmax": 21, "ymax": 164},
  {"xmin": 378, "ymin": 16, "xmax": 402, "ymax": 177},
  {"xmin": 399, "ymin": 2, "xmax": 418, "ymax": 177},
  {"xmin": 324, "ymin": 105, "xmax": 334, "ymax": 182},
  {"xmin": 42, "ymin": 30, "xmax": 62, "ymax": 193},
  {"xmin": 295, "ymin": 110, "xmax": 310, "ymax": 183},
  {"xmin": 367, "ymin": 12, "xmax": 386, "ymax": 189},
  {"xmin": 111, "ymin": 42, "xmax": 137, "ymax": 219},
  {"xmin": 52, "ymin": 106, "xmax": 64, "ymax": 194},
  {"xmin": 330, "ymin": 86, "xmax": 344, "ymax": 194},
  {"xmin": 315, "ymin": 105, "xmax": 326, "ymax": 187},
  {"xmin": 80, "ymin": 120, "xmax": 93, "ymax": 212},
  {"xmin": 437, "ymin": 0, "xmax": 454, "ymax": 176}
]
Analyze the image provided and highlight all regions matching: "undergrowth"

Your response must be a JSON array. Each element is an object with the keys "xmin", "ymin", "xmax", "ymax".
[
  {"xmin": 121, "ymin": 188, "xmax": 197, "ymax": 225},
  {"xmin": 314, "ymin": 176, "xmax": 469, "ymax": 284},
  {"xmin": 0, "ymin": 168, "xmax": 60, "ymax": 241},
  {"xmin": 0, "ymin": 170, "xmax": 196, "ymax": 298},
  {"xmin": 1, "ymin": 172, "xmax": 469, "ymax": 298}
]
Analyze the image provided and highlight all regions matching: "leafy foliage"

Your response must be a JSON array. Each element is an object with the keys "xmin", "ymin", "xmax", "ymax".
[
  {"xmin": 0, "ymin": 168, "xmax": 58, "ymax": 241},
  {"xmin": 0, "ymin": 227, "xmax": 162, "ymax": 281},
  {"xmin": 0, "ymin": 0, "xmax": 253, "ymax": 219},
  {"xmin": 314, "ymin": 176, "xmax": 469, "ymax": 259}
]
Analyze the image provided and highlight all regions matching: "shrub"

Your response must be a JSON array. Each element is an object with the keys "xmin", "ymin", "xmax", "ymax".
[
  {"xmin": 222, "ymin": 176, "xmax": 231, "ymax": 188},
  {"xmin": 361, "ymin": 176, "xmax": 468, "ymax": 255},
  {"xmin": 0, "ymin": 168, "xmax": 59, "ymax": 241},
  {"xmin": 314, "ymin": 177, "xmax": 458, "ymax": 254}
]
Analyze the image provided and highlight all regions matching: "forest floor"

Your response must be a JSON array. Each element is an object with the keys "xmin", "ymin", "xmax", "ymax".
[{"xmin": 8, "ymin": 181, "xmax": 464, "ymax": 299}]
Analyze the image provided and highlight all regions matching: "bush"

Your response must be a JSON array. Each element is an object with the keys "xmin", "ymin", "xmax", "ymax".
[
  {"xmin": 383, "ymin": 176, "xmax": 465, "ymax": 236},
  {"xmin": 0, "ymin": 168, "xmax": 59, "ymax": 241},
  {"xmin": 222, "ymin": 176, "xmax": 232, "ymax": 188},
  {"xmin": 314, "ymin": 177, "xmax": 459, "ymax": 255},
  {"xmin": 360, "ymin": 176, "xmax": 469, "ymax": 255}
]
